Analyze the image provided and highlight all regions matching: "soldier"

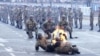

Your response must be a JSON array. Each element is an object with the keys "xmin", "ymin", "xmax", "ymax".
[
  {"xmin": 41, "ymin": 8, "xmax": 46, "ymax": 23},
  {"xmin": 26, "ymin": 16, "xmax": 36, "ymax": 39},
  {"xmin": 98, "ymin": 7, "xmax": 100, "ymax": 32},
  {"xmin": 73, "ymin": 9, "xmax": 78, "ymax": 28},
  {"xmin": 23, "ymin": 6, "xmax": 28, "ymax": 24},
  {"xmin": 0, "ymin": 5, "xmax": 3, "ymax": 21},
  {"xmin": 59, "ymin": 16, "xmax": 73, "ymax": 39},
  {"xmin": 90, "ymin": 8, "xmax": 94, "ymax": 30},
  {"xmin": 2, "ymin": 5, "xmax": 8, "ymax": 24},
  {"xmin": 60, "ymin": 8, "xmax": 67, "ymax": 20},
  {"xmin": 68, "ymin": 8, "xmax": 73, "ymax": 31},
  {"xmin": 15, "ymin": 8, "xmax": 23, "ymax": 29},
  {"xmin": 42, "ymin": 19, "xmax": 55, "ymax": 39},
  {"xmin": 9, "ymin": 8, "xmax": 15, "ymax": 26},
  {"xmin": 78, "ymin": 8, "xmax": 83, "ymax": 29},
  {"xmin": 46, "ymin": 7, "xmax": 52, "ymax": 19}
]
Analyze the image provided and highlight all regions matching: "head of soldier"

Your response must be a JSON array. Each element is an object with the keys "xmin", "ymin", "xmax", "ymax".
[
  {"xmin": 68, "ymin": 8, "xmax": 72, "ymax": 11},
  {"xmin": 29, "ymin": 16, "xmax": 33, "ymax": 21},
  {"xmin": 48, "ymin": 18, "xmax": 52, "ymax": 22},
  {"xmin": 37, "ymin": 33, "xmax": 43, "ymax": 40},
  {"xmin": 61, "ymin": 15, "xmax": 66, "ymax": 21}
]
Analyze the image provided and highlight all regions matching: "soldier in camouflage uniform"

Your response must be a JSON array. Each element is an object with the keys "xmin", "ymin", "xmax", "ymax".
[
  {"xmin": 9, "ymin": 7, "xmax": 15, "ymax": 26},
  {"xmin": 90, "ymin": 8, "xmax": 94, "ymax": 30},
  {"xmin": 0, "ymin": 5, "xmax": 3, "ymax": 21},
  {"xmin": 68, "ymin": 8, "xmax": 73, "ymax": 31},
  {"xmin": 59, "ymin": 16, "xmax": 73, "ymax": 39},
  {"xmin": 73, "ymin": 9, "xmax": 78, "ymax": 28},
  {"xmin": 46, "ymin": 7, "xmax": 52, "ymax": 19},
  {"xmin": 26, "ymin": 16, "xmax": 36, "ymax": 39},
  {"xmin": 2, "ymin": 5, "xmax": 8, "ymax": 24},
  {"xmin": 23, "ymin": 6, "xmax": 28, "ymax": 24},
  {"xmin": 60, "ymin": 8, "xmax": 67, "ymax": 21},
  {"xmin": 78, "ymin": 8, "xmax": 83, "ymax": 29},
  {"xmin": 98, "ymin": 7, "xmax": 100, "ymax": 32},
  {"xmin": 15, "ymin": 8, "xmax": 23, "ymax": 29},
  {"xmin": 43, "ymin": 19, "xmax": 55, "ymax": 39}
]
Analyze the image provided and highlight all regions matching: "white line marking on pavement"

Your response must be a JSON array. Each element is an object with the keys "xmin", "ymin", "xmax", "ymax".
[
  {"xmin": 5, "ymin": 47, "xmax": 16, "ymax": 56},
  {"xmin": 0, "ymin": 43, "xmax": 5, "ymax": 47},
  {"xmin": 55, "ymin": 54, "xmax": 60, "ymax": 56},
  {"xmin": 9, "ymin": 53, "xmax": 16, "ymax": 56},
  {"xmin": 0, "ymin": 38, "xmax": 8, "ymax": 42},
  {"xmin": 83, "ymin": 32, "xmax": 100, "ymax": 39},
  {"xmin": 12, "ymin": 31, "xmax": 15, "ymax": 33},
  {"xmin": 15, "ymin": 33, "xmax": 18, "ymax": 35},
  {"xmin": 12, "ymin": 30, "xmax": 24, "ymax": 38},
  {"xmin": 5, "ymin": 47, "xmax": 13, "ymax": 52},
  {"xmin": 19, "ymin": 35, "xmax": 23, "ymax": 37},
  {"xmin": 79, "ymin": 46, "xmax": 100, "ymax": 56},
  {"xmin": 75, "ymin": 31, "xmax": 100, "ymax": 39}
]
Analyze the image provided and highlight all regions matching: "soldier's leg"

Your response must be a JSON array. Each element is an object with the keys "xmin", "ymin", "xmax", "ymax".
[
  {"xmin": 18, "ymin": 21, "xmax": 20, "ymax": 29},
  {"xmin": 79, "ymin": 19, "xmax": 82, "ymax": 29},
  {"xmin": 98, "ymin": 21, "xmax": 100, "ymax": 32},
  {"xmin": 17, "ymin": 21, "xmax": 22, "ymax": 29},
  {"xmin": 90, "ymin": 19, "xmax": 93, "ymax": 30},
  {"xmin": 0, "ymin": 17, "xmax": 1, "ymax": 21},
  {"xmin": 66, "ymin": 26, "xmax": 73, "ymax": 39},
  {"xmin": 19, "ymin": 21, "xmax": 22, "ymax": 29},
  {"xmin": 44, "ymin": 29, "xmax": 51, "ymax": 39},
  {"xmin": 2, "ymin": 17, "xmax": 5, "ymax": 23},
  {"xmin": 12, "ymin": 19, "xmax": 15, "ymax": 26},
  {"xmin": 28, "ymin": 31, "xmax": 33, "ymax": 39},
  {"xmin": 72, "ymin": 45, "xmax": 80, "ymax": 54},
  {"xmin": 74, "ymin": 19, "xmax": 78, "ymax": 28},
  {"xmin": 7, "ymin": 18, "xmax": 8, "ymax": 24},
  {"xmin": 10, "ymin": 18, "xmax": 12, "ymax": 25},
  {"xmin": 6, "ymin": 18, "xmax": 8, "ymax": 24},
  {"xmin": 16, "ymin": 21, "xmax": 18, "ymax": 28},
  {"xmin": 35, "ymin": 41, "xmax": 40, "ymax": 51},
  {"xmin": 5, "ymin": 15, "xmax": 8, "ymax": 24},
  {"xmin": 35, "ymin": 29, "xmax": 38, "ymax": 40}
]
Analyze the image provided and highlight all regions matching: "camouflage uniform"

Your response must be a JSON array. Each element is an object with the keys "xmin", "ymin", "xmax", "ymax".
[
  {"xmin": 78, "ymin": 9, "xmax": 83, "ymax": 29},
  {"xmin": 15, "ymin": 8, "xmax": 23, "ymax": 29},
  {"xmin": 26, "ymin": 16, "xmax": 36, "ymax": 39},
  {"xmin": 60, "ymin": 8, "xmax": 67, "ymax": 20},
  {"xmin": 43, "ymin": 19, "xmax": 55, "ymax": 39},
  {"xmin": 90, "ymin": 8, "xmax": 94, "ymax": 30},
  {"xmin": 23, "ymin": 7, "xmax": 28, "ymax": 24},
  {"xmin": 73, "ymin": 9, "xmax": 78, "ymax": 28},
  {"xmin": 9, "ymin": 8, "xmax": 15, "ymax": 26},
  {"xmin": 98, "ymin": 7, "xmax": 100, "ymax": 32},
  {"xmin": 59, "ymin": 16, "xmax": 73, "ymax": 39},
  {"xmin": 68, "ymin": 8, "xmax": 73, "ymax": 32},
  {"xmin": 0, "ymin": 5, "xmax": 3, "ymax": 21},
  {"xmin": 2, "ymin": 6, "xmax": 8, "ymax": 24}
]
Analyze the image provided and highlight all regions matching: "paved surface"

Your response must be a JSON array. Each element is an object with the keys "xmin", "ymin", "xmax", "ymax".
[{"xmin": 0, "ymin": 19, "xmax": 100, "ymax": 56}]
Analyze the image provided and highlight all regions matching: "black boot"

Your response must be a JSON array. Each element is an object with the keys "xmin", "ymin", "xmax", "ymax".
[
  {"xmin": 98, "ymin": 30, "xmax": 100, "ymax": 32},
  {"xmin": 69, "ymin": 32, "xmax": 73, "ymax": 39},
  {"xmin": 35, "ymin": 45, "xmax": 39, "ymax": 51},
  {"xmin": 90, "ymin": 28, "xmax": 93, "ymax": 31}
]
